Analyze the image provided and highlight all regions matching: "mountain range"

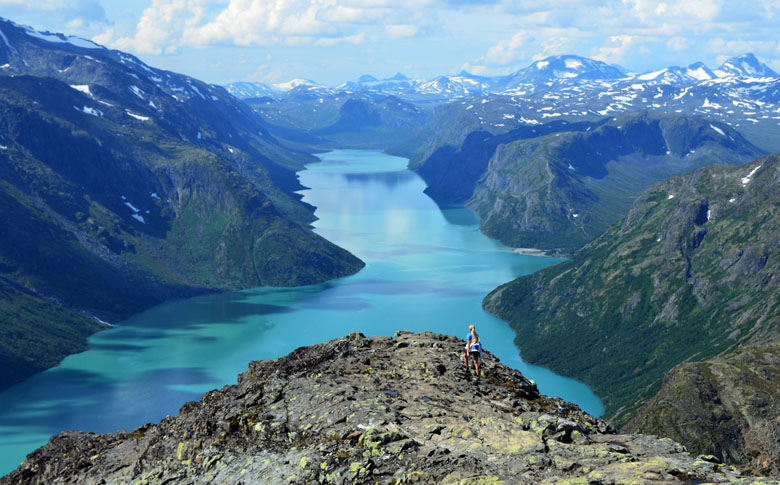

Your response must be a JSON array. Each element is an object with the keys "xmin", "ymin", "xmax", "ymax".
[
  {"xmin": 0, "ymin": 18, "xmax": 364, "ymax": 391},
  {"xmin": 226, "ymin": 53, "xmax": 778, "ymax": 100},
  {"xmin": 231, "ymin": 52, "xmax": 780, "ymax": 158},
  {"xmin": 6, "ymin": 15, "xmax": 780, "ymax": 479}
]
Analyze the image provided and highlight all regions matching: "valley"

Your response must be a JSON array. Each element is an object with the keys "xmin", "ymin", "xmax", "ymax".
[
  {"xmin": 0, "ymin": 149, "xmax": 601, "ymax": 476},
  {"xmin": 4, "ymin": 13, "xmax": 780, "ymax": 480}
]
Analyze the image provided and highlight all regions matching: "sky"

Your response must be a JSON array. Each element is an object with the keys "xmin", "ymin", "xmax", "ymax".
[{"xmin": 1, "ymin": 0, "xmax": 779, "ymax": 87}]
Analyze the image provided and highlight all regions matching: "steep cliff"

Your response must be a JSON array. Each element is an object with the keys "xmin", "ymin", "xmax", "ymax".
[
  {"xmin": 484, "ymin": 153, "xmax": 780, "ymax": 426},
  {"xmin": 2, "ymin": 332, "xmax": 765, "ymax": 484},
  {"xmin": 413, "ymin": 111, "xmax": 762, "ymax": 253},
  {"xmin": 627, "ymin": 341, "xmax": 780, "ymax": 475}
]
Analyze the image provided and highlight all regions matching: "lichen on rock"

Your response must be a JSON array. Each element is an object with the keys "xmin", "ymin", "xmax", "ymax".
[{"xmin": 1, "ymin": 332, "xmax": 772, "ymax": 484}]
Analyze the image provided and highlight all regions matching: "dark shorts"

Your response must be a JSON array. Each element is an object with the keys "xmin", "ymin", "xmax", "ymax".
[{"xmin": 469, "ymin": 350, "xmax": 480, "ymax": 358}]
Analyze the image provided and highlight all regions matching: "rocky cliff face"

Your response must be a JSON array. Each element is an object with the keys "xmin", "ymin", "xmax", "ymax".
[
  {"xmin": 627, "ymin": 341, "xmax": 780, "ymax": 476},
  {"xmin": 2, "ymin": 332, "xmax": 765, "ymax": 484},
  {"xmin": 469, "ymin": 112, "xmax": 763, "ymax": 252}
]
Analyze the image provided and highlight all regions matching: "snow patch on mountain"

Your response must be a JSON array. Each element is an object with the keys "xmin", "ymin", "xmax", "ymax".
[
  {"xmin": 741, "ymin": 165, "xmax": 762, "ymax": 186},
  {"xmin": 638, "ymin": 69, "xmax": 666, "ymax": 81},
  {"xmin": 73, "ymin": 105, "xmax": 102, "ymax": 117},
  {"xmin": 124, "ymin": 201, "xmax": 140, "ymax": 213},
  {"xmin": 129, "ymin": 85, "xmax": 145, "ymax": 99},
  {"xmin": 710, "ymin": 124, "xmax": 725, "ymax": 136},
  {"xmin": 0, "ymin": 27, "xmax": 11, "ymax": 50},
  {"xmin": 70, "ymin": 84, "xmax": 91, "ymax": 96},
  {"xmin": 21, "ymin": 24, "xmax": 102, "ymax": 50},
  {"xmin": 125, "ymin": 110, "xmax": 150, "ymax": 121},
  {"xmin": 273, "ymin": 78, "xmax": 323, "ymax": 91}
]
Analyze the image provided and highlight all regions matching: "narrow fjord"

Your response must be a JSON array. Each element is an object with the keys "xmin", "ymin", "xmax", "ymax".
[{"xmin": 0, "ymin": 150, "xmax": 603, "ymax": 476}]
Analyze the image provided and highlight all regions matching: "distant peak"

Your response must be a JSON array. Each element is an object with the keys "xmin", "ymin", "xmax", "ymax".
[
  {"xmin": 717, "ymin": 53, "xmax": 778, "ymax": 78},
  {"xmin": 358, "ymin": 74, "xmax": 378, "ymax": 83},
  {"xmin": 388, "ymin": 73, "xmax": 409, "ymax": 81},
  {"xmin": 272, "ymin": 78, "xmax": 323, "ymax": 91}
]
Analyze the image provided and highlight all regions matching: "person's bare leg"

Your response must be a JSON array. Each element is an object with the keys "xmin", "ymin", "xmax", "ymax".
[
  {"xmin": 464, "ymin": 352, "xmax": 469, "ymax": 368},
  {"xmin": 474, "ymin": 355, "xmax": 480, "ymax": 376}
]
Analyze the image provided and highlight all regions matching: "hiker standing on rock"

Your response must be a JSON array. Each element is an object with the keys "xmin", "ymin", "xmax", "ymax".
[{"xmin": 464, "ymin": 324, "xmax": 481, "ymax": 376}]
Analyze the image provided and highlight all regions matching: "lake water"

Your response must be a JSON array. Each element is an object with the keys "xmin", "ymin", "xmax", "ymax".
[{"xmin": 0, "ymin": 150, "xmax": 603, "ymax": 476}]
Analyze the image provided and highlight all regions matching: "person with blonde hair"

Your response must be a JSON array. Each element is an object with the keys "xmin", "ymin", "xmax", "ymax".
[{"xmin": 463, "ymin": 324, "xmax": 481, "ymax": 376}]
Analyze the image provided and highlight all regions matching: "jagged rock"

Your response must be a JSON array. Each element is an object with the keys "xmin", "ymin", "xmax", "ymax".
[
  {"xmin": 627, "ymin": 340, "xmax": 780, "ymax": 476},
  {"xmin": 2, "ymin": 332, "xmax": 771, "ymax": 484}
]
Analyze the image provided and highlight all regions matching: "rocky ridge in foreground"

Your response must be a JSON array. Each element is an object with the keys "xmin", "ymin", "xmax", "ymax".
[{"xmin": 3, "ymin": 332, "xmax": 775, "ymax": 484}]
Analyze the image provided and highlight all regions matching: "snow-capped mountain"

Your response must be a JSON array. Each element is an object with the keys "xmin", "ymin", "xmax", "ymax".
[
  {"xmin": 232, "ymin": 52, "xmax": 780, "ymax": 162},
  {"xmin": 636, "ymin": 62, "xmax": 718, "ymax": 85},
  {"xmin": 337, "ymin": 73, "xmax": 417, "ymax": 94},
  {"xmin": 495, "ymin": 55, "xmax": 627, "ymax": 93},
  {"xmin": 230, "ymin": 53, "xmax": 780, "ymax": 104},
  {"xmin": 225, "ymin": 81, "xmax": 277, "ymax": 98},
  {"xmin": 714, "ymin": 53, "xmax": 778, "ymax": 79},
  {"xmin": 273, "ymin": 78, "xmax": 320, "ymax": 91},
  {"xmin": 416, "ymin": 71, "xmax": 493, "ymax": 97}
]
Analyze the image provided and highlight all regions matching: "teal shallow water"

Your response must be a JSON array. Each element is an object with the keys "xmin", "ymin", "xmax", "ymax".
[{"xmin": 0, "ymin": 150, "xmax": 604, "ymax": 475}]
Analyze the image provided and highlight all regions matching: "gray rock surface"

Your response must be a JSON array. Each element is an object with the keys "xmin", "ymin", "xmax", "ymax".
[
  {"xmin": 3, "ymin": 332, "xmax": 775, "ymax": 484},
  {"xmin": 627, "ymin": 340, "xmax": 780, "ymax": 476}
]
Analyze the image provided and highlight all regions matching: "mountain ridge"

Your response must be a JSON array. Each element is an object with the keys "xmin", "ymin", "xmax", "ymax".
[
  {"xmin": 414, "ymin": 111, "xmax": 763, "ymax": 253},
  {"xmin": 0, "ymin": 18, "xmax": 365, "ymax": 392},
  {"xmin": 0, "ymin": 331, "xmax": 764, "ymax": 484},
  {"xmin": 226, "ymin": 53, "xmax": 780, "ymax": 101},
  {"xmin": 483, "ymin": 152, "xmax": 780, "ymax": 427}
]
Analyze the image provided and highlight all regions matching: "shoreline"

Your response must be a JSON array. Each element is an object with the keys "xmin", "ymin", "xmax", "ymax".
[{"xmin": 513, "ymin": 247, "xmax": 550, "ymax": 257}]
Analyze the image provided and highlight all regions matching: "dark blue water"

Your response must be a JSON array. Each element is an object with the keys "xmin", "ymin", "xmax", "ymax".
[{"xmin": 0, "ymin": 150, "xmax": 603, "ymax": 475}]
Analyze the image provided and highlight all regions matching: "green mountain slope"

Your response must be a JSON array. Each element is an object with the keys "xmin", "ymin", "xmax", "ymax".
[
  {"xmin": 0, "ymin": 24, "xmax": 366, "ymax": 390},
  {"xmin": 414, "ymin": 111, "xmax": 763, "ymax": 253},
  {"xmin": 483, "ymin": 153, "xmax": 780, "ymax": 426},
  {"xmin": 0, "ymin": 277, "xmax": 104, "ymax": 390},
  {"xmin": 626, "ymin": 341, "xmax": 780, "ymax": 475}
]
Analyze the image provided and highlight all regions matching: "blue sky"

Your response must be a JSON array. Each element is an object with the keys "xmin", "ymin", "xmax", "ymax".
[{"xmin": 2, "ymin": 0, "xmax": 779, "ymax": 86}]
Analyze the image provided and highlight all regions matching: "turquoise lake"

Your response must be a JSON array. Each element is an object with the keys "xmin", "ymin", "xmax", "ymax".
[{"xmin": 0, "ymin": 150, "xmax": 604, "ymax": 476}]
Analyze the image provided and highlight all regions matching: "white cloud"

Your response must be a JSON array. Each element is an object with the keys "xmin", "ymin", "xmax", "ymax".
[
  {"xmin": 22, "ymin": 0, "xmax": 779, "ymax": 85},
  {"xmin": 485, "ymin": 30, "xmax": 527, "ymax": 65},
  {"xmin": 102, "ymin": 0, "xmax": 192, "ymax": 55},
  {"xmin": 623, "ymin": 0, "xmax": 722, "ymax": 23},
  {"xmin": 593, "ymin": 35, "xmax": 635, "ymax": 64},
  {"xmin": 666, "ymin": 36, "xmax": 692, "ymax": 52},
  {"xmin": 386, "ymin": 24, "xmax": 420, "ymax": 38},
  {"xmin": 95, "ymin": 0, "xmax": 435, "ymax": 54},
  {"xmin": 0, "ymin": 0, "xmax": 107, "ymax": 29},
  {"xmin": 459, "ymin": 62, "xmax": 487, "ymax": 75},
  {"xmin": 314, "ymin": 32, "xmax": 367, "ymax": 46}
]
